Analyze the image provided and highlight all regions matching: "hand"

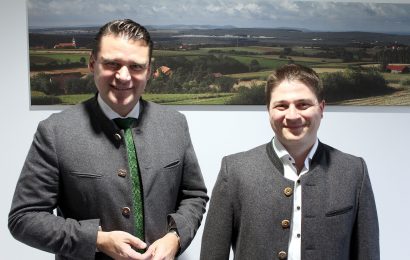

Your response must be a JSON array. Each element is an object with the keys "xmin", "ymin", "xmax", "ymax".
[
  {"xmin": 146, "ymin": 232, "xmax": 180, "ymax": 260},
  {"xmin": 96, "ymin": 230, "xmax": 151, "ymax": 260}
]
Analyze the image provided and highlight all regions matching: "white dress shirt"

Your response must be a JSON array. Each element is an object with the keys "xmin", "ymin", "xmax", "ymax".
[
  {"xmin": 272, "ymin": 138, "xmax": 319, "ymax": 260},
  {"xmin": 97, "ymin": 94, "xmax": 140, "ymax": 120}
]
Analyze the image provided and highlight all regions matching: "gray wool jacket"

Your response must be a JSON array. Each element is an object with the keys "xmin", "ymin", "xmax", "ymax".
[
  {"xmin": 201, "ymin": 141, "xmax": 379, "ymax": 260},
  {"xmin": 9, "ymin": 96, "xmax": 208, "ymax": 260}
]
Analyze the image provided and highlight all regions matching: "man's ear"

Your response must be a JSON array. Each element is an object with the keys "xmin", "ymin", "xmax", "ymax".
[
  {"xmin": 147, "ymin": 63, "xmax": 152, "ymax": 77},
  {"xmin": 88, "ymin": 54, "xmax": 96, "ymax": 72},
  {"xmin": 319, "ymin": 100, "xmax": 325, "ymax": 118}
]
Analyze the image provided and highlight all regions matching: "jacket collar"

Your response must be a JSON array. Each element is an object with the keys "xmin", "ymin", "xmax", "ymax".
[{"xmin": 266, "ymin": 140, "xmax": 326, "ymax": 176}]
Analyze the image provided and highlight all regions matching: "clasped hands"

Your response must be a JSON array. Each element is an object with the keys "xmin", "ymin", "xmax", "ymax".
[{"xmin": 97, "ymin": 230, "xmax": 180, "ymax": 260}]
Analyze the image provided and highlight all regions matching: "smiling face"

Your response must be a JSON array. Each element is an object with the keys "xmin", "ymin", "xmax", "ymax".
[
  {"xmin": 268, "ymin": 79, "xmax": 325, "ymax": 152},
  {"xmin": 89, "ymin": 34, "xmax": 151, "ymax": 116}
]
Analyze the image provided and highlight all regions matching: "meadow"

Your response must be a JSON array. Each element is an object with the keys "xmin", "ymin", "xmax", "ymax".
[
  {"xmin": 31, "ymin": 92, "xmax": 235, "ymax": 105},
  {"xmin": 29, "ymin": 45, "xmax": 410, "ymax": 106},
  {"xmin": 30, "ymin": 50, "xmax": 90, "ymax": 64}
]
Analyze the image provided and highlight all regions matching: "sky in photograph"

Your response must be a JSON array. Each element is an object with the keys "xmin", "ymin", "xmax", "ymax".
[{"xmin": 27, "ymin": 0, "xmax": 410, "ymax": 33}]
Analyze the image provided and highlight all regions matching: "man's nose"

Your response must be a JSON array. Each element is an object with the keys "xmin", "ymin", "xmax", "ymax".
[
  {"xmin": 115, "ymin": 66, "xmax": 131, "ymax": 81},
  {"xmin": 285, "ymin": 105, "xmax": 300, "ymax": 120}
]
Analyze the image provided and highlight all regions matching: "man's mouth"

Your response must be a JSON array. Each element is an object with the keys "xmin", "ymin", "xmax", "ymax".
[
  {"xmin": 110, "ymin": 84, "xmax": 133, "ymax": 91},
  {"xmin": 286, "ymin": 125, "xmax": 305, "ymax": 129}
]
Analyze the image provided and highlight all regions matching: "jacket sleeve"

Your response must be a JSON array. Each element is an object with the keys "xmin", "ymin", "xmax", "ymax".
[
  {"xmin": 8, "ymin": 120, "xmax": 99, "ymax": 260},
  {"xmin": 167, "ymin": 116, "xmax": 209, "ymax": 254},
  {"xmin": 200, "ymin": 157, "xmax": 233, "ymax": 260},
  {"xmin": 351, "ymin": 158, "xmax": 380, "ymax": 260}
]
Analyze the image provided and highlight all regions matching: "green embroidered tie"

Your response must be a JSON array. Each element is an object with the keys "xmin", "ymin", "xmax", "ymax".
[{"xmin": 114, "ymin": 118, "xmax": 144, "ymax": 244}]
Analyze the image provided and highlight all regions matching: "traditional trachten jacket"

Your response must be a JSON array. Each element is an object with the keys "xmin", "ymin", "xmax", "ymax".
[
  {"xmin": 201, "ymin": 141, "xmax": 379, "ymax": 260},
  {"xmin": 9, "ymin": 96, "xmax": 208, "ymax": 260}
]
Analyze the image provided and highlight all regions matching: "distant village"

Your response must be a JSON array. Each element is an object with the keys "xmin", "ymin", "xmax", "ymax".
[{"xmin": 53, "ymin": 37, "xmax": 77, "ymax": 49}]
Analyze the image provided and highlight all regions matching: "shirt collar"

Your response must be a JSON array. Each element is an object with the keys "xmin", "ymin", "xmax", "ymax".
[
  {"xmin": 272, "ymin": 137, "xmax": 319, "ymax": 169},
  {"xmin": 97, "ymin": 93, "xmax": 140, "ymax": 120}
]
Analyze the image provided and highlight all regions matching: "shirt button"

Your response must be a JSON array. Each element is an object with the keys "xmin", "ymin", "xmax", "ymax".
[
  {"xmin": 117, "ymin": 169, "xmax": 127, "ymax": 177},
  {"xmin": 297, "ymin": 233, "xmax": 301, "ymax": 238},
  {"xmin": 283, "ymin": 187, "xmax": 293, "ymax": 197},
  {"xmin": 278, "ymin": 251, "xmax": 287, "ymax": 259},
  {"xmin": 114, "ymin": 133, "xmax": 122, "ymax": 141},
  {"xmin": 122, "ymin": 207, "xmax": 131, "ymax": 217},
  {"xmin": 281, "ymin": 219, "xmax": 290, "ymax": 229},
  {"xmin": 297, "ymin": 206, "xmax": 301, "ymax": 210}
]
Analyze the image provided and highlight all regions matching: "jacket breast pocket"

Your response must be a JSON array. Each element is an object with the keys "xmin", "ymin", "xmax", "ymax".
[
  {"xmin": 324, "ymin": 205, "xmax": 355, "ymax": 241},
  {"xmin": 68, "ymin": 171, "xmax": 103, "ymax": 179},
  {"xmin": 325, "ymin": 205, "xmax": 354, "ymax": 217},
  {"xmin": 62, "ymin": 171, "xmax": 107, "ymax": 215},
  {"xmin": 65, "ymin": 171, "xmax": 104, "ymax": 194},
  {"xmin": 163, "ymin": 160, "xmax": 181, "ymax": 169}
]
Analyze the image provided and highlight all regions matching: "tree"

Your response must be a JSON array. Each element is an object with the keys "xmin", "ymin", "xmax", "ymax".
[
  {"xmin": 216, "ymin": 77, "xmax": 236, "ymax": 92},
  {"xmin": 249, "ymin": 59, "xmax": 261, "ymax": 72},
  {"xmin": 321, "ymin": 68, "xmax": 391, "ymax": 103},
  {"xmin": 283, "ymin": 47, "xmax": 292, "ymax": 56},
  {"xmin": 80, "ymin": 57, "xmax": 87, "ymax": 65},
  {"xmin": 229, "ymin": 84, "xmax": 265, "ymax": 105},
  {"xmin": 30, "ymin": 73, "xmax": 51, "ymax": 94}
]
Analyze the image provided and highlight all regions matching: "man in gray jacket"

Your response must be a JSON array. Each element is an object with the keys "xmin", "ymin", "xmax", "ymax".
[
  {"xmin": 201, "ymin": 64, "xmax": 379, "ymax": 260},
  {"xmin": 9, "ymin": 19, "xmax": 208, "ymax": 260}
]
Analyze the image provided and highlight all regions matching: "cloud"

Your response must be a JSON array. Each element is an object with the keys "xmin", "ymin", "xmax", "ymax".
[
  {"xmin": 152, "ymin": 5, "xmax": 168, "ymax": 13},
  {"xmin": 27, "ymin": 0, "xmax": 410, "ymax": 33},
  {"xmin": 206, "ymin": 1, "xmax": 259, "ymax": 13},
  {"xmin": 206, "ymin": 4, "xmax": 223, "ymax": 12},
  {"xmin": 277, "ymin": 0, "xmax": 300, "ymax": 13}
]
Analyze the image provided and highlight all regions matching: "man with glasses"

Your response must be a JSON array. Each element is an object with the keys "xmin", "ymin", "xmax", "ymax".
[{"xmin": 9, "ymin": 19, "xmax": 208, "ymax": 260}]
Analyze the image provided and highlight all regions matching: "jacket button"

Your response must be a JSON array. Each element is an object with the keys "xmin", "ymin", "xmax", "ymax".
[
  {"xmin": 278, "ymin": 251, "xmax": 287, "ymax": 259},
  {"xmin": 114, "ymin": 133, "xmax": 122, "ymax": 141},
  {"xmin": 122, "ymin": 207, "xmax": 131, "ymax": 217},
  {"xmin": 284, "ymin": 187, "xmax": 293, "ymax": 197},
  {"xmin": 117, "ymin": 169, "xmax": 127, "ymax": 177},
  {"xmin": 281, "ymin": 219, "xmax": 290, "ymax": 228}
]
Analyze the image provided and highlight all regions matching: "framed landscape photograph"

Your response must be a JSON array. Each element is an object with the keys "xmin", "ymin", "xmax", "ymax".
[{"xmin": 28, "ymin": 0, "xmax": 410, "ymax": 106}]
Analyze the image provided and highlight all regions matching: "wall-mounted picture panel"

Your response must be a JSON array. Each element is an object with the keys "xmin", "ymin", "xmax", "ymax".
[{"xmin": 28, "ymin": 0, "xmax": 410, "ymax": 106}]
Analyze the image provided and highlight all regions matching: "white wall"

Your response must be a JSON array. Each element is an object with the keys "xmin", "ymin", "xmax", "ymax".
[{"xmin": 1, "ymin": 1, "xmax": 409, "ymax": 259}]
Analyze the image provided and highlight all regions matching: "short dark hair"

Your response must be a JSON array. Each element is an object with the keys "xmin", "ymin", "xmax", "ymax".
[
  {"xmin": 266, "ymin": 64, "xmax": 324, "ymax": 108},
  {"xmin": 92, "ymin": 19, "xmax": 153, "ymax": 63}
]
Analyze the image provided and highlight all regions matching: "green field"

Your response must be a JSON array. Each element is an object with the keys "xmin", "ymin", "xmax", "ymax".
[
  {"xmin": 143, "ymin": 93, "xmax": 234, "ymax": 105},
  {"xmin": 227, "ymin": 70, "xmax": 272, "ymax": 80},
  {"xmin": 29, "ymin": 46, "xmax": 410, "ymax": 106},
  {"xmin": 382, "ymin": 72, "xmax": 410, "ymax": 83},
  {"xmin": 58, "ymin": 94, "xmax": 94, "ymax": 104},
  {"xmin": 200, "ymin": 46, "xmax": 266, "ymax": 54},
  {"xmin": 225, "ymin": 55, "xmax": 288, "ymax": 69},
  {"xmin": 32, "ymin": 92, "xmax": 236, "ymax": 105},
  {"xmin": 153, "ymin": 50, "xmax": 206, "ymax": 57},
  {"xmin": 331, "ymin": 85, "xmax": 410, "ymax": 106},
  {"xmin": 30, "ymin": 52, "xmax": 90, "ymax": 64}
]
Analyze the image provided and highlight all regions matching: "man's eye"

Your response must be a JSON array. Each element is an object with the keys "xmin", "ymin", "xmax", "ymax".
[
  {"xmin": 274, "ymin": 104, "xmax": 287, "ymax": 110},
  {"xmin": 104, "ymin": 62, "xmax": 120, "ymax": 70},
  {"xmin": 129, "ymin": 64, "xmax": 146, "ymax": 72},
  {"xmin": 297, "ymin": 103, "xmax": 312, "ymax": 110}
]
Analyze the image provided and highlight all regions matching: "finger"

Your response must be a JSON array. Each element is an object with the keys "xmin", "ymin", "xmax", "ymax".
[
  {"xmin": 139, "ymin": 246, "xmax": 155, "ymax": 260},
  {"xmin": 121, "ymin": 246, "xmax": 148, "ymax": 260},
  {"xmin": 127, "ymin": 235, "xmax": 147, "ymax": 250},
  {"xmin": 150, "ymin": 245, "xmax": 167, "ymax": 260}
]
